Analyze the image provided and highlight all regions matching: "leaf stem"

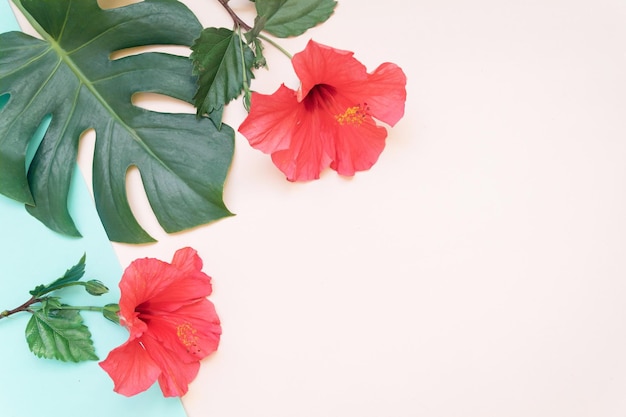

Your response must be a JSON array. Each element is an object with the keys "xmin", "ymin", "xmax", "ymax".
[
  {"xmin": 32, "ymin": 281, "xmax": 89, "ymax": 298},
  {"xmin": 215, "ymin": 0, "xmax": 293, "ymax": 60},
  {"xmin": 0, "ymin": 296, "xmax": 41, "ymax": 320},
  {"xmin": 216, "ymin": 0, "xmax": 252, "ymax": 31},
  {"xmin": 257, "ymin": 34, "xmax": 293, "ymax": 60},
  {"xmin": 237, "ymin": 27, "xmax": 252, "ymax": 111},
  {"xmin": 52, "ymin": 305, "xmax": 105, "ymax": 313}
]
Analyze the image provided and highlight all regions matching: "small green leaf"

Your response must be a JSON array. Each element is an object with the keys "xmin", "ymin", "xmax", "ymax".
[
  {"xmin": 25, "ymin": 308, "xmax": 98, "ymax": 362},
  {"xmin": 29, "ymin": 254, "xmax": 85, "ymax": 297},
  {"xmin": 254, "ymin": 0, "xmax": 337, "ymax": 38},
  {"xmin": 191, "ymin": 28, "xmax": 255, "ymax": 118},
  {"xmin": 41, "ymin": 297, "xmax": 62, "ymax": 315}
]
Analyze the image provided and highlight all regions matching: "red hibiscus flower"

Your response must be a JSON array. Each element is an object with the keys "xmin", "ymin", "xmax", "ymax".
[
  {"xmin": 238, "ymin": 39, "xmax": 407, "ymax": 181},
  {"xmin": 99, "ymin": 247, "xmax": 221, "ymax": 397}
]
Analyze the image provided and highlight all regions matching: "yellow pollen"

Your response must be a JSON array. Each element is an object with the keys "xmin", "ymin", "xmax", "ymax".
[
  {"xmin": 177, "ymin": 323, "xmax": 200, "ymax": 354},
  {"xmin": 335, "ymin": 104, "xmax": 368, "ymax": 126}
]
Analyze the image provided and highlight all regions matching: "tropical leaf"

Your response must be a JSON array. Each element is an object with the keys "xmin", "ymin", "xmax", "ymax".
[
  {"xmin": 253, "ymin": 0, "xmax": 337, "ymax": 38},
  {"xmin": 0, "ymin": 0, "xmax": 234, "ymax": 243},
  {"xmin": 191, "ymin": 27, "xmax": 255, "ymax": 119}
]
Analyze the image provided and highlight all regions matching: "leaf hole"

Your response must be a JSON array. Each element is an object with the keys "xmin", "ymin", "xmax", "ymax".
[
  {"xmin": 131, "ymin": 92, "xmax": 196, "ymax": 114},
  {"xmin": 25, "ymin": 115, "xmax": 52, "ymax": 170},
  {"xmin": 77, "ymin": 129, "xmax": 96, "ymax": 198},
  {"xmin": 0, "ymin": 93, "xmax": 9, "ymax": 111},
  {"xmin": 125, "ymin": 165, "xmax": 167, "ymax": 240},
  {"xmin": 109, "ymin": 45, "xmax": 191, "ymax": 61},
  {"xmin": 97, "ymin": 0, "xmax": 142, "ymax": 10}
]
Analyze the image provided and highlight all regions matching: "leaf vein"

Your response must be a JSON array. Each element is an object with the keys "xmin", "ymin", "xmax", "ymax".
[
  {"xmin": 0, "ymin": 45, "xmax": 52, "ymax": 79},
  {"xmin": 2, "ymin": 58, "xmax": 63, "ymax": 146},
  {"xmin": 56, "ymin": 0, "xmax": 72, "ymax": 43}
]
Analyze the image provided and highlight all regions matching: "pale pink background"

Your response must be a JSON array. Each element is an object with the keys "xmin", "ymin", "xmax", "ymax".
[{"xmin": 13, "ymin": 0, "xmax": 626, "ymax": 415}]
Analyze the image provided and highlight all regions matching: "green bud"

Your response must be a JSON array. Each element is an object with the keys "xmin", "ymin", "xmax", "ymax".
[
  {"xmin": 84, "ymin": 280, "xmax": 109, "ymax": 296},
  {"xmin": 103, "ymin": 303, "xmax": 120, "ymax": 324},
  {"xmin": 253, "ymin": 41, "xmax": 267, "ymax": 69}
]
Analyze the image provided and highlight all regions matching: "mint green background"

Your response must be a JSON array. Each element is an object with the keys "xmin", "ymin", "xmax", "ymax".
[{"xmin": 0, "ymin": 2, "xmax": 187, "ymax": 416}]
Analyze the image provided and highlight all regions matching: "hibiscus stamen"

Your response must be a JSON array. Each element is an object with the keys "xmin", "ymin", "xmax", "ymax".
[
  {"xmin": 177, "ymin": 322, "xmax": 200, "ymax": 354},
  {"xmin": 335, "ymin": 103, "xmax": 369, "ymax": 126}
]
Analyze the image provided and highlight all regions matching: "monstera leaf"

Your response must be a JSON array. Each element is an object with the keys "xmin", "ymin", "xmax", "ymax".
[{"xmin": 0, "ymin": 0, "xmax": 234, "ymax": 243}]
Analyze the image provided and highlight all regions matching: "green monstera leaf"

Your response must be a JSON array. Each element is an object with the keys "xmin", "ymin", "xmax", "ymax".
[{"xmin": 0, "ymin": 0, "xmax": 234, "ymax": 243}]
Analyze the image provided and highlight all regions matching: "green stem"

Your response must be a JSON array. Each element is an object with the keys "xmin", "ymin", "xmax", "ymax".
[
  {"xmin": 214, "ymin": 0, "xmax": 293, "ymax": 60},
  {"xmin": 236, "ymin": 26, "xmax": 252, "ymax": 111},
  {"xmin": 52, "ymin": 305, "xmax": 105, "ymax": 313},
  {"xmin": 257, "ymin": 34, "xmax": 293, "ymax": 60},
  {"xmin": 33, "ymin": 281, "xmax": 88, "ymax": 297},
  {"xmin": 1, "ymin": 299, "xmax": 105, "ymax": 319}
]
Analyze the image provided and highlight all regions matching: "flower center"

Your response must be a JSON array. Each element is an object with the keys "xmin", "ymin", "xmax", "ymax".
[
  {"xmin": 177, "ymin": 322, "xmax": 201, "ymax": 355},
  {"xmin": 335, "ymin": 103, "xmax": 369, "ymax": 126},
  {"xmin": 303, "ymin": 84, "xmax": 336, "ymax": 111}
]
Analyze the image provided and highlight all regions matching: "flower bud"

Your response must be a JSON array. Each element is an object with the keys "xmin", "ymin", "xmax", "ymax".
[
  {"xmin": 103, "ymin": 303, "xmax": 120, "ymax": 324},
  {"xmin": 84, "ymin": 280, "xmax": 109, "ymax": 296}
]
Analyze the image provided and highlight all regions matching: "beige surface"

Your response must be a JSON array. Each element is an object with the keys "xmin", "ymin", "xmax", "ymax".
[{"xmin": 14, "ymin": 0, "xmax": 626, "ymax": 415}]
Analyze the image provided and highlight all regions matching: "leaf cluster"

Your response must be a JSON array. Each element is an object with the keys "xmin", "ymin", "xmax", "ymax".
[
  {"xmin": 29, "ymin": 254, "xmax": 86, "ymax": 297},
  {"xmin": 26, "ymin": 302, "xmax": 98, "ymax": 362},
  {"xmin": 0, "ymin": 0, "xmax": 337, "ymax": 244},
  {"xmin": 190, "ymin": 0, "xmax": 338, "ymax": 120},
  {"xmin": 21, "ymin": 255, "xmax": 113, "ymax": 362}
]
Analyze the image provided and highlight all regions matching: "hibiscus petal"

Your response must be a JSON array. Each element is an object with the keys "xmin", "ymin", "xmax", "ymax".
[
  {"xmin": 141, "ymin": 299, "xmax": 221, "ymax": 362},
  {"xmin": 359, "ymin": 62, "xmax": 407, "ymax": 126},
  {"xmin": 120, "ymin": 258, "xmax": 212, "ymax": 318},
  {"xmin": 238, "ymin": 85, "xmax": 301, "ymax": 154},
  {"xmin": 145, "ymin": 279, "xmax": 212, "ymax": 310},
  {"xmin": 99, "ymin": 340, "xmax": 161, "ymax": 397},
  {"xmin": 330, "ymin": 116, "xmax": 388, "ymax": 176},
  {"xmin": 269, "ymin": 104, "xmax": 335, "ymax": 181},
  {"xmin": 141, "ymin": 334, "xmax": 202, "ymax": 397},
  {"xmin": 293, "ymin": 40, "xmax": 368, "ymax": 100},
  {"xmin": 118, "ymin": 258, "xmax": 173, "ymax": 321},
  {"xmin": 147, "ymin": 249, "xmax": 213, "ymax": 308},
  {"xmin": 122, "ymin": 311, "xmax": 148, "ymax": 340},
  {"xmin": 171, "ymin": 247, "xmax": 204, "ymax": 279}
]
